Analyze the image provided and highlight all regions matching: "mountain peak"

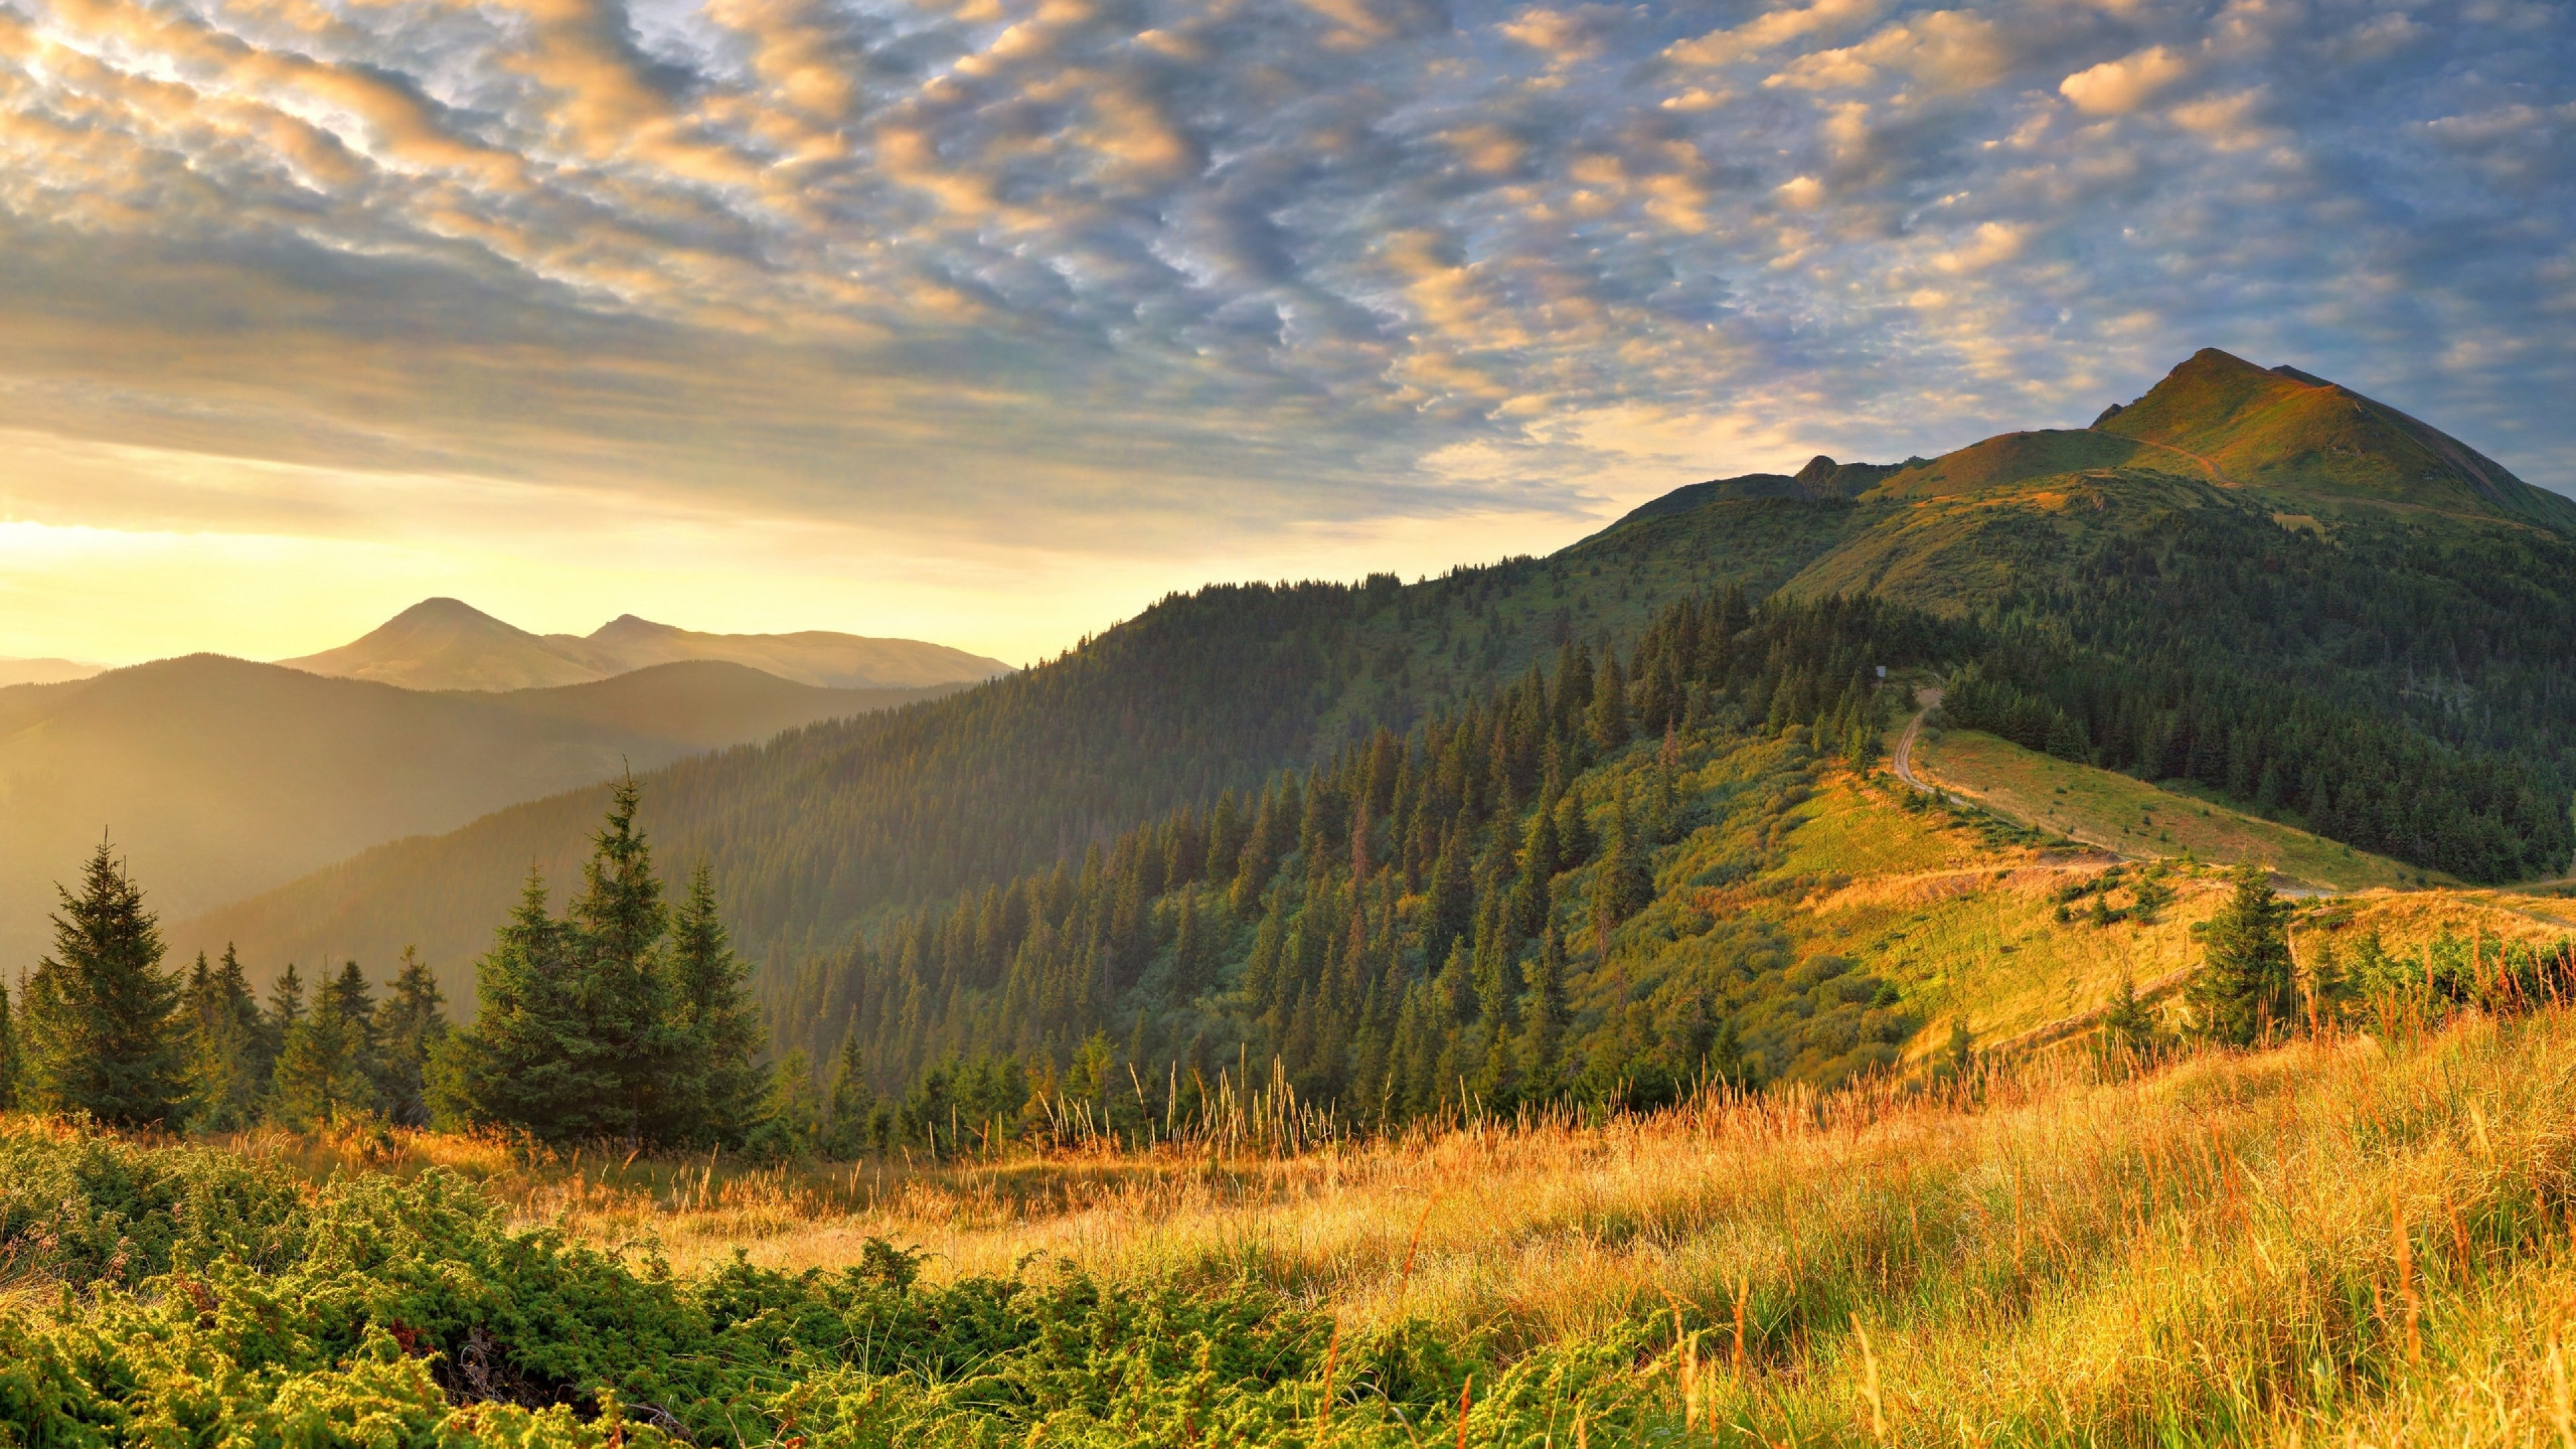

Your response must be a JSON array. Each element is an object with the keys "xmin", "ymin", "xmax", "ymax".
[
  {"xmin": 278, "ymin": 602, "xmax": 1011, "ymax": 692},
  {"xmin": 2093, "ymin": 350, "xmax": 2576, "ymax": 529},
  {"xmin": 393, "ymin": 596, "xmax": 506, "ymax": 623},
  {"xmin": 588, "ymin": 614, "xmax": 678, "ymax": 643}
]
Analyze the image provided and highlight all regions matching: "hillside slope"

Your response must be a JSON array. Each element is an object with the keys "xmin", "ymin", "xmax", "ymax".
[
  {"xmin": 279, "ymin": 597, "xmax": 1013, "ymax": 692},
  {"xmin": 176, "ymin": 498, "xmax": 1868, "ymax": 997},
  {"xmin": 178, "ymin": 350, "xmax": 2573, "ymax": 1014},
  {"xmin": 0, "ymin": 658, "xmax": 952, "ymax": 967}
]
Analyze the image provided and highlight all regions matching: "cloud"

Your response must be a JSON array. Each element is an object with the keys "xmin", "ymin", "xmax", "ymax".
[
  {"xmin": 0, "ymin": 0, "xmax": 2570, "ymax": 669},
  {"xmin": 2060, "ymin": 45, "xmax": 2191, "ymax": 114},
  {"xmin": 1767, "ymin": 11, "xmax": 2015, "ymax": 96},
  {"xmin": 1666, "ymin": 0, "xmax": 1885, "ymax": 69}
]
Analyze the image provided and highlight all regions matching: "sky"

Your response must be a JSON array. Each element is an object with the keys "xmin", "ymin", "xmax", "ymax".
[{"xmin": 1, "ymin": 0, "xmax": 2570, "ymax": 667}]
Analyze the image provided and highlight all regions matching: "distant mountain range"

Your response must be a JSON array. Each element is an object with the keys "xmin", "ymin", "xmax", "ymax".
[
  {"xmin": 2, "ymin": 601, "xmax": 1014, "ymax": 970},
  {"xmin": 0, "ymin": 658, "xmax": 105, "ymax": 688},
  {"xmin": 278, "ymin": 598, "xmax": 1014, "ymax": 693}
]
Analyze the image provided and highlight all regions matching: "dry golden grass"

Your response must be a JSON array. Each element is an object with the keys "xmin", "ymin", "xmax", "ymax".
[{"xmin": 233, "ymin": 1004, "xmax": 2576, "ymax": 1445}]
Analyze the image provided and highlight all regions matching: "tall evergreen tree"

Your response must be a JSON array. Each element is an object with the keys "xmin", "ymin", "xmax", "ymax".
[
  {"xmin": 372, "ymin": 948, "xmax": 449, "ymax": 1126},
  {"xmin": 823, "ymin": 1027, "xmax": 875, "ymax": 1159},
  {"xmin": 20, "ymin": 842, "xmax": 184, "ymax": 1127},
  {"xmin": 1519, "ymin": 924, "xmax": 1569, "ymax": 1101},
  {"xmin": 431, "ymin": 869, "xmax": 591, "ymax": 1138},
  {"xmin": 181, "ymin": 946, "xmax": 264, "ymax": 1130},
  {"xmin": 272, "ymin": 964, "xmax": 380, "ymax": 1128},
  {"xmin": 1590, "ymin": 801, "xmax": 1654, "ymax": 957},
  {"xmin": 667, "ymin": 863, "xmax": 765, "ymax": 1146},
  {"xmin": 1508, "ymin": 808, "xmax": 1560, "ymax": 939},
  {"xmin": 1169, "ymin": 893, "xmax": 1208, "ymax": 1001},
  {"xmin": 565, "ymin": 780, "xmax": 677, "ymax": 1142},
  {"xmin": 257, "ymin": 961, "xmax": 305, "ymax": 1089},
  {"xmin": 2186, "ymin": 863, "xmax": 2296, "ymax": 1045}
]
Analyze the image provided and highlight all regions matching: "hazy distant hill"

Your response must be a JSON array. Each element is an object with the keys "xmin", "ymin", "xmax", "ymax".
[
  {"xmin": 0, "ymin": 657, "xmax": 963, "ymax": 969},
  {"xmin": 278, "ymin": 598, "xmax": 1014, "ymax": 692},
  {"xmin": 177, "ymin": 350, "xmax": 2576, "ymax": 1007},
  {"xmin": 0, "ymin": 657, "xmax": 105, "ymax": 688},
  {"xmin": 176, "ymin": 500, "xmax": 1853, "ymax": 1001}
]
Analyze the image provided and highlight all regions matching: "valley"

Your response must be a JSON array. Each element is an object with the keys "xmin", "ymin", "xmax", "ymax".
[{"xmin": 0, "ymin": 604, "xmax": 1009, "ymax": 969}]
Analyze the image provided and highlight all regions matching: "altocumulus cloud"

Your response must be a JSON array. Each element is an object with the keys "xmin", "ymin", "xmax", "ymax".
[{"xmin": 0, "ymin": 0, "xmax": 2571, "ymax": 566}]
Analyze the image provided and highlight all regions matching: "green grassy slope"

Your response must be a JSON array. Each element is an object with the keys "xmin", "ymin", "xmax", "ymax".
[
  {"xmin": 1911, "ymin": 724, "xmax": 2429, "ymax": 891},
  {"xmin": 2099, "ymin": 348, "xmax": 2576, "ymax": 529}
]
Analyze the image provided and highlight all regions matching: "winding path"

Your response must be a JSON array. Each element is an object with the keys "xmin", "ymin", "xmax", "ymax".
[{"xmin": 1891, "ymin": 686, "xmax": 1942, "ymax": 795}]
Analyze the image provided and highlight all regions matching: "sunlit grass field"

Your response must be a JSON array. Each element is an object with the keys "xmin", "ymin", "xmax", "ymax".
[
  {"xmin": 1913, "ymin": 726, "xmax": 2428, "ymax": 892},
  {"xmin": 15, "ymin": 1002, "xmax": 2576, "ymax": 1445}
]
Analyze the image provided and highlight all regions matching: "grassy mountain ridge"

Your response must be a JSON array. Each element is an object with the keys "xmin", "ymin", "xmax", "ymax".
[
  {"xmin": 0, "ymin": 656, "xmax": 953, "ymax": 969},
  {"xmin": 2098, "ymin": 348, "xmax": 2576, "ymax": 529},
  {"xmin": 173, "ymin": 350, "xmax": 2574, "ymax": 1020}
]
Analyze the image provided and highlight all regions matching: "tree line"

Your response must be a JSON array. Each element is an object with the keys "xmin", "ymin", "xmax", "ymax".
[
  {"xmin": 765, "ymin": 590, "xmax": 1947, "ymax": 1155},
  {"xmin": 1942, "ymin": 499, "xmax": 2576, "ymax": 883},
  {"xmin": 0, "ymin": 785, "xmax": 776, "ymax": 1151}
]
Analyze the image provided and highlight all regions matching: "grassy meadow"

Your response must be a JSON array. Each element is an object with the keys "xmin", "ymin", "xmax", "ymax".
[
  {"xmin": 13, "ymin": 998, "xmax": 2576, "ymax": 1446},
  {"xmin": 9, "ymin": 729, "xmax": 2575, "ymax": 1446},
  {"xmin": 1910, "ymin": 727, "xmax": 2427, "ymax": 892}
]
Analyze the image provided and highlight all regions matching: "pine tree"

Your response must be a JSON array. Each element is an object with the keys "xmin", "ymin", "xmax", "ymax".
[
  {"xmin": 372, "ymin": 948, "xmax": 448, "ymax": 1127},
  {"xmin": 1587, "ymin": 655, "xmax": 1630, "ymax": 751},
  {"xmin": 258, "ymin": 961, "xmax": 305, "ymax": 1090},
  {"xmin": 1170, "ymin": 892, "xmax": 1207, "ymax": 1000},
  {"xmin": 823, "ymin": 1027, "xmax": 875, "ymax": 1159},
  {"xmin": 748, "ymin": 1049, "xmax": 822, "ymax": 1159},
  {"xmin": 2101, "ymin": 974, "xmax": 2157, "ymax": 1055},
  {"xmin": 1517, "ymin": 924, "xmax": 1569, "ymax": 1102},
  {"xmin": 20, "ymin": 842, "xmax": 184, "ymax": 1126},
  {"xmin": 667, "ymin": 863, "xmax": 765, "ymax": 1146},
  {"xmin": 181, "ymin": 946, "xmax": 264, "ymax": 1130},
  {"xmin": 272, "ymin": 964, "xmax": 380, "ymax": 1128},
  {"xmin": 1591, "ymin": 801, "xmax": 1654, "ymax": 957},
  {"xmin": 565, "ymin": 779, "xmax": 676, "ymax": 1143},
  {"xmin": 432, "ymin": 869, "xmax": 592, "ymax": 1138},
  {"xmin": 1508, "ymin": 808, "xmax": 1560, "ymax": 940},
  {"xmin": 2186, "ymin": 863, "xmax": 2296, "ymax": 1045}
]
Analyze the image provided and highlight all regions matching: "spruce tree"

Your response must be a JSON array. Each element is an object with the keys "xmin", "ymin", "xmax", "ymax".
[
  {"xmin": 182, "ymin": 946, "xmax": 264, "ymax": 1130},
  {"xmin": 748, "ymin": 1049, "xmax": 822, "ymax": 1159},
  {"xmin": 432, "ymin": 870, "xmax": 592, "ymax": 1138},
  {"xmin": 1590, "ymin": 801, "xmax": 1654, "ymax": 957},
  {"xmin": 565, "ymin": 780, "xmax": 676, "ymax": 1143},
  {"xmin": 1508, "ymin": 809, "xmax": 1560, "ymax": 939},
  {"xmin": 258, "ymin": 962, "xmax": 305, "ymax": 1091},
  {"xmin": 20, "ymin": 842, "xmax": 184, "ymax": 1126},
  {"xmin": 1587, "ymin": 655, "xmax": 1630, "ymax": 751},
  {"xmin": 372, "ymin": 948, "xmax": 449, "ymax": 1126},
  {"xmin": 823, "ymin": 1028, "xmax": 875, "ymax": 1159},
  {"xmin": 2186, "ymin": 863, "xmax": 2296, "ymax": 1045},
  {"xmin": 1518, "ymin": 924, "xmax": 1569, "ymax": 1102},
  {"xmin": 667, "ymin": 863, "xmax": 764, "ymax": 1146},
  {"xmin": 272, "ymin": 965, "xmax": 380, "ymax": 1128},
  {"xmin": 1170, "ymin": 892, "xmax": 1207, "ymax": 1000}
]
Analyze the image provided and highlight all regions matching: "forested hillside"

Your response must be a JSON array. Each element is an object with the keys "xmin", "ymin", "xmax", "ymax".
[
  {"xmin": 170, "ymin": 350, "xmax": 2576, "ymax": 1098},
  {"xmin": 0, "ymin": 658, "xmax": 957, "ymax": 968},
  {"xmin": 178, "ymin": 497, "xmax": 1863, "ymax": 998}
]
